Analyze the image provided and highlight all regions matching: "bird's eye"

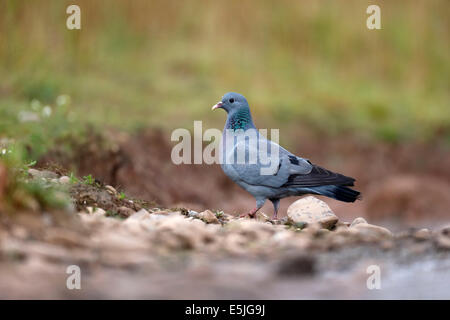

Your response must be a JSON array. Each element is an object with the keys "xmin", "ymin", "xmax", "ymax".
[{"xmin": 229, "ymin": 98, "xmax": 235, "ymax": 103}]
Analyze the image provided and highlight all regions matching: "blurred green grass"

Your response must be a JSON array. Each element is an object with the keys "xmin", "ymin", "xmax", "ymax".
[{"xmin": 0, "ymin": 0, "xmax": 449, "ymax": 157}]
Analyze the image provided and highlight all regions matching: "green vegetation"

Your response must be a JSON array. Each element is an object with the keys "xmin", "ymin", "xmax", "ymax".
[
  {"xmin": 215, "ymin": 210, "xmax": 225, "ymax": 218},
  {"xmin": 0, "ymin": 155, "xmax": 71, "ymax": 213},
  {"xmin": 82, "ymin": 174, "xmax": 95, "ymax": 186},
  {"xmin": 69, "ymin": 172, "xmax": 79, "ymax": 184},
  {"xmin": 0, "ymin": 0, "xmax": 448, "ymax": 163}
]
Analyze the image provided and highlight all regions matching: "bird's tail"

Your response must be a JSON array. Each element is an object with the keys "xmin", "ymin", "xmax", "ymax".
[{"xmin": 305, "ymin": 185, "xmax": 361, "ymax": 203}]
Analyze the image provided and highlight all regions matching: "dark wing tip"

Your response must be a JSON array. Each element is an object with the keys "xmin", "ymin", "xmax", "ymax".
[{"xmin": 284, "ymin": 164, "xmax": 357, "ymax": 188}]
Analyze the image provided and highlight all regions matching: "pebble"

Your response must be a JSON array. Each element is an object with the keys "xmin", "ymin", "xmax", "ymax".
[
  {"xmin": 105, "ymin": 185, "xmax": 117, "ymax": 195},
  {"xmin": 351, "ymin": 223, "xmax": 393, "ymax": 238},
  {"xmin": 188, "ymin": 210, "xmax": 199, "ymax": 217},
  {"xmin": 435, "ymin": 235, "xmax": 450, "ymax": 250},
  {"xmin": 86, "ymin": 207, "xmax": 106, "ymax": 216},
  {"xmin": 413, "ymin": 228, "xmax": 431, "ymax": 241},
  {"xmin": 197, "ymin": 210, "xmax": 220, "ymax": 224},
  {"xmin": 58, "ymin": 176, "xmax": 70, "ymax": 184},
  {"xmin": 28, "ymin": 169, "xmax": 58, "ymax": 180},
  {"xmin": 350, "ymin": 217, "xmax": 368, "ymax": 227},
  {"xmin": 127, "ymin": 209, "xmax": 151, "ymax": 221},
  {"xmin": 117, "ymin": 206, "xmax": 136, "ymax": 218}
]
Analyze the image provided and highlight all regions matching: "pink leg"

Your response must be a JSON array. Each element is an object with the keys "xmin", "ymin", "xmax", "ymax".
[{"xmin": 240, "ymin": 207, "xmax": 260, "ymax": 219}]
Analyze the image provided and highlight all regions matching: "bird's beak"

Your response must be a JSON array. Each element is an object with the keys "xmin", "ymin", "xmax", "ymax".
[{"xmin": 211, "ymin": 101, "xmax": 223, "ymax": 110}]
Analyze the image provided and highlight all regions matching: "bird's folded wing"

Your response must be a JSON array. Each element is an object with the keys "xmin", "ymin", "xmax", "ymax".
[
  {"xmin": 227, "ymin": 140, "xmax": 306, "ymax": 188},
  {"xmin": 282, "ymin": 164, "xmax": 356, "ymax": 188}
]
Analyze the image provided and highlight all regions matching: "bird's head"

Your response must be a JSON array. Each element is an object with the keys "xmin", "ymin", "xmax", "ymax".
[{"xmin": 211, "ymin": 92, "xmax": 249, "ymax": 114}]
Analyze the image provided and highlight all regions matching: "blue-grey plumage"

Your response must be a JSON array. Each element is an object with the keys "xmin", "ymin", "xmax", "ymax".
[{"xmin": 212, "ymin": 92, "xmax": 361, "ymax": 219}]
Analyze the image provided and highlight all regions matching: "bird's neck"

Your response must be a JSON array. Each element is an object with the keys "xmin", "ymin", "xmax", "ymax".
[{"xmin": 225, "ymin": 108, "xmax": 255, "ymax": 131}]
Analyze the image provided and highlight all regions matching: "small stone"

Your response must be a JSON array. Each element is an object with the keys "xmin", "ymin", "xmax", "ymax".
[
  {"xmin": 86, "ymin": 207, "xmax": 106, "ymax": 216},
  {"xmin": 105, "ymin": 185, "xmax": 117, "ymax": 195},
  {"xmin": 188, "ymin": 210, "xmax": 199, "ymax": 217},
  {"xmin": 351, "ymin": 223, "xmax": 393, "ymax": 238},
  {"xmin": 93, "ymin": 209, "xmax": 106, "ymax": 216},
  {"xmin": 287, "ymin": 196, "xmax": 338, "ymax": 230},
  {"xmin": 350, "ymin": 217, "xmax": 368, "ymax": 227},
  {"xmin": 335, "ymin": 225, "xmax": 358, "ymax": 237},
  {"xmin": 414, "ymin": 228, "xmax": 431, "ymax": 241},
  {"xmin": 127, "ymin": 209, "xmax": 151, "ymax": 221},
  {"xmin": 117, "ymin": 206, "xmax": 135, "ymax": 218},
  {"xmin": 58, "ymin": 176, "xmax": 70, "ymax": 184},
  {"xmin": 435, "ymin": 235, "xmax": 450, "ymax": 250},
  {"xmin": 197, "ymin": 210, "xmax": 220, "ymax": 224},
  {"xmin": 27, "ymin": 168, "xmax": 40, "ymax": 178},
  {"xmin": 28, "ymin": 169, "xmax": 58, "ymax": 180}
]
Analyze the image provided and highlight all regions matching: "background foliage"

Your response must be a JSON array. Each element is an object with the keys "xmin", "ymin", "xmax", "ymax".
[{"xmin": 0, "ymin": 0, "xmax": 449, "ymax": 160}]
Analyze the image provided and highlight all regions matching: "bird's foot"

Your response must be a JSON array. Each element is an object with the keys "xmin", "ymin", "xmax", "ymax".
[
  {"xmin": 239, "ymin": 212, "xmax": 256, "ymax": 219},
  {"xmin": 240, "ymin": 208, "xmax": 258, "ymax": 219}
]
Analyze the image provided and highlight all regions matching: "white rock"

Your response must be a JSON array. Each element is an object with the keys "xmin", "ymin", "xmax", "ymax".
[
  {"xmin": 58, "ymin": 176, "xmax": 70, "ymax": 184},
  {"xmin": 287, "ymin": 196, "xmax": 338, "ymax": 230},
  {"xmin": 436, "ymin": 235, "xmax": 450, "ymax": 250},
  {"xmin": 86, "ymin": 207, "xmax": 106, "ymax": 216},
  {"xmin": 28, "ymin": 169, "xmax": 58, "ymax": 179},
  {"xmin": 350, "ymin": 217, "xmax": 368, "ymax": 227},
  {"xmin": 127, "ymin": 209, "xmax": 151, "ymax": 221},
  {"xmin": 188, "ymin": 210, "xmax": 199, "ymax": 217},
  {"xmin": 351, "ymin": 223, "xmax": 393, "ymax": 238},
  {"xmin": 414, "ymin": 228, "xmax": 431, "ymax": 240}
]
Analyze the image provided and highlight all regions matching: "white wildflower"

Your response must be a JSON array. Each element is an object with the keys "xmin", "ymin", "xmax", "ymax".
[
  {"xmin": 30, "ymin": 99, "xmax": 41, "ymax": 111},
  {"xmin": 42, "ymin": 105, "xmax": 52, "ymax": 117},
  {"xmin": 56, "ymin": 94, "xmax": 71, "ymax": 107}
]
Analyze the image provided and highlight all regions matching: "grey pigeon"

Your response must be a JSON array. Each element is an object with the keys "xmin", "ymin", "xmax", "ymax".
[{"xmin": 212, "ymin": 92, "xmax": 361, "ymax": 220}]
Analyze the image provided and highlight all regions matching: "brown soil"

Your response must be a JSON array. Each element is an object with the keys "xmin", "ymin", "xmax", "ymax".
[
  {"xmin": 39, "ymin": 128, "xmax": 450, "ymax": 226},
  {"xmin": 1, "ymin": 159, "xmax": 449, "ymax": 299}
]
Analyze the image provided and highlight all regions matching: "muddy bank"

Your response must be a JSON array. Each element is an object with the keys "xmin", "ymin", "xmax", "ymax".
[
  {"xmin": 39, "ymin": 128, "xmax": 450, "ymax": 227},
  {"xmin": 1, "ymin": 167, "xmax": 449, "ymax": 299}
]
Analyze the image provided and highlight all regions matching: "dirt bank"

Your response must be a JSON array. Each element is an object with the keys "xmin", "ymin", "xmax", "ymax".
[
  {"xmin": 39, "ymin": 128, "xmax": 450, "ymax": 228},
  {"xmin": 1, "ymin": 167, "xmax": 449, "ymax": 299}
]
